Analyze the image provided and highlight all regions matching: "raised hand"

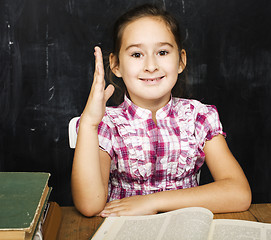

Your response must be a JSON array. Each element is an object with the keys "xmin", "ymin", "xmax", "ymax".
[{"xmin": 81, "ymin": 46, "xmax": 114, "ymax": 127}]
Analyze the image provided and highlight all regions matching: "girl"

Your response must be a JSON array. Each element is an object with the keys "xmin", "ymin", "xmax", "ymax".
[{"xmin": 71, "ymin": 4, "xmax": 251, "ymax": 217}]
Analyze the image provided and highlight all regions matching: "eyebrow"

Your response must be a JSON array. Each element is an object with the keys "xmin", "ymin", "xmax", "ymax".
[{"xmin": 125, "ymin": 42, "xmax": 174, "ymax": 51}]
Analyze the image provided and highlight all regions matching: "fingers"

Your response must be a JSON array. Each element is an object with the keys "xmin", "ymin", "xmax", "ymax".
[
  {"xmin": 103, "ymin": 200, "xmax": 121, "ymax": 211},
  {"xmin": 99, "ymin": 198, "xmax": 140, "ymax": 217},
  {"xmin": 80, "ymin": 46, "xmax": 114, "ymax": 126},
  {"xmin": 100, "ymin": 200, "xmax": 124, "ymax": 217},
  {"xmin": 100, "ymin": 207, "xmax": 123, "ymax": 217},
  {"xmin": 99, "ymin": 195, "xmax": 157, "ymax": 217},
  {"xmin": 92, "ymin": 47, "xmax": 105, "ymax": 99},
  {"xmin": 91, "ymin": 46, "xmax": 111, "ymax": 98},
  {"xmin": 93, "ymin": 46, "xmax": 114, "ymax": 101},
  {"xmin": 94, "ymin": 46, "xmax": 104, "ymax": 82}
]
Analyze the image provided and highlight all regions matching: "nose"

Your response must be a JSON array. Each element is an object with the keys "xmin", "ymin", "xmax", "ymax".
[{"xmin": 144, "ymin": 55, "xmax": 158, "ymax": 72}]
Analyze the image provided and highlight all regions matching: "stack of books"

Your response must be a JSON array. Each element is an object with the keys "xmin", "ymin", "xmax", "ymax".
[{"xmin": 0, "ymin": 172, "xmax": 62, "ymax": 240}]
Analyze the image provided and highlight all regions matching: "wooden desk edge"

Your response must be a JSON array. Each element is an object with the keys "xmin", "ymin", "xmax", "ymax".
[
  {"xmin": 248, "ymin": 203, "xmax": 271, "ymax": 223},
  {"xmin": 57, "ymin": 204, "xmax": 271, "ymax": 240}
]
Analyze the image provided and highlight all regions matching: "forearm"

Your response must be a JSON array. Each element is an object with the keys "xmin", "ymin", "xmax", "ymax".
[
  {"xmin": 150, "ymin": 178, "xmax": 251, "ymax": 214},
  {"xmin": 71, "ymin": 120, "xmax": 107, "ymax": 216},
  {"xmin": 71, "ymin": 46, "xmax": 114, "ymax": 217}
]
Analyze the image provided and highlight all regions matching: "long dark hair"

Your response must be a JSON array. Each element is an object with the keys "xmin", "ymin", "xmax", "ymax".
[{"xmin": 106, "ymin": 4, "xmax": 188, "ymax": 105}]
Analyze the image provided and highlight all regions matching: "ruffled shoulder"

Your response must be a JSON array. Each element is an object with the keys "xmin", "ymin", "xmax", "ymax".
[
  {"xmin": 172, "ymin": 98, "xmax": 224, "ymax": 138},
  {"xmin": 171, "ymin": 98, "xmax": 199, "ymax": 136},
  {"xmin": 192, "ymin": 100, "xmax": 225, "ymax": 146},
  {"xmin": 171, "ymin": 98, "xmax": 225, "ymax": 157}
]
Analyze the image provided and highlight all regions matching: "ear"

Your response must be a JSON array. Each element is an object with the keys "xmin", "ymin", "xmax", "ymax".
[
  {"xmin": 109, "ymin": 53, "xmax": 122, "ymax": 77},
  {"xmin": 178, "ymin": 49, "xmax": 187, "ymax": 74}
]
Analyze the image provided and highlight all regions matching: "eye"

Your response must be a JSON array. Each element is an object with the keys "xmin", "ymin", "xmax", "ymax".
[
  {"xmin": 158, "ymin": 50, "xmax": 168, "ymax": 56},
  {"xmin": 131, "ymin": 52, "xmax": 143, "ymax": 58}
]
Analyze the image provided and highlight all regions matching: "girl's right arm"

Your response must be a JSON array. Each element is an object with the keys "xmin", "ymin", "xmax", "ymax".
[{"xmin": 71, "ymin": 46, "xmax": 114, "ymax": 217}]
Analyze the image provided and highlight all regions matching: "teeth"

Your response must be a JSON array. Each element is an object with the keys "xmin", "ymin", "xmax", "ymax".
[{"xmin": 140, "ymin": 77, "xmax": 163, "ymax": 81}]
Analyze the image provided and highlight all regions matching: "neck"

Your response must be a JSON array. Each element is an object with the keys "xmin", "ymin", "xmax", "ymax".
[
  {"xmin": 128, "ymin": 94, "xmax": 171, "ymax": 123},
  {"xmin": 152, "ymin": 112, "xmax": 157, "ymax": 125}
]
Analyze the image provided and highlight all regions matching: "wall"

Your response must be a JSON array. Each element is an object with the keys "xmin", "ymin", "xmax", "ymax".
[{"xmin": 1, "ymin": 0, "xmax": 270, "ymax": 205}]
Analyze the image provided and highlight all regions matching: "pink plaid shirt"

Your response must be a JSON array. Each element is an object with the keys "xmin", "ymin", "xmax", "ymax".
[{"xmin": 98, "ymin": 96, "xmax": 225, "ymax": 201}]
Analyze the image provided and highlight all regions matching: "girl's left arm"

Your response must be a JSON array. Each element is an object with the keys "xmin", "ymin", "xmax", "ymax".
[{"xmin": 99, "ymin": 134, "xmax": 251, "ymax": 216}]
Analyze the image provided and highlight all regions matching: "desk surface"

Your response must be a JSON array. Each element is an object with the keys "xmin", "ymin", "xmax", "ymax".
[{"xmin": 57, "ymin": 204, "xmax": 271, "ymax": 240}]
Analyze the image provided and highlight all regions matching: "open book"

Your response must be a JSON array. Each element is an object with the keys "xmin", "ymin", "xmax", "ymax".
[{"xmin": 91, "ymin": 207, "xmax": 271, "ymax": 240}]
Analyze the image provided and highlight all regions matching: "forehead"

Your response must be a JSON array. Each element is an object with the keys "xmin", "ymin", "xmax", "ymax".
[{"xmin": 120, "ymin": 16, "xmax": 176, "ymax": 47}]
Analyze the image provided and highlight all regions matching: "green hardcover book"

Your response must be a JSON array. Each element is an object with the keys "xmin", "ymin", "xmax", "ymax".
[{"xmin": 0, "ymin": 172, "xmax": 51, "ymax": 240}]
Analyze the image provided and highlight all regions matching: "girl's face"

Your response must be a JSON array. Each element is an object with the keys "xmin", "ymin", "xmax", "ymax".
[{"xmin": 110, "ymin": 16, "xmax": 186, "ymax": 109}]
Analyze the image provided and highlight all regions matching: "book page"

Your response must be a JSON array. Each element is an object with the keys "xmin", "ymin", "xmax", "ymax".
[
  {"xmin": 208, "ymin": 219, "xmax": 271, "ymax": 240},
  {"xmin": 103, "ymin": 213, "xmax": 167, "ymax": 240},
  {"xmin": 96, "ymin": 207, "xmax": 213, "ymax": 240},
  {"xmin": 159, "ymin": 208, "xmax": 213, "ymax": 240},
  {"xmin": 91, "ymin": 218, "xmax": 117, "ymax": 240}
]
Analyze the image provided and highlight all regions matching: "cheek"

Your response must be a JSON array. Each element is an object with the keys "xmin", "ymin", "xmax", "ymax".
[
  {"xmin": 164, "ymin": 62, "xmax": 180, "ymax": 75},
  {"xmin": 160, "ymin": 56, "xmax": 180, "ymax": 71},
  {"xmin": 120, "ymin": 61, "xmax": 141, "ymax": 78}
]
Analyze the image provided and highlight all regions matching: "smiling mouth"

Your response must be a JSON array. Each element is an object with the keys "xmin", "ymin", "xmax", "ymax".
[{"xmin": 140, "ymin": 76, "xmax": 165, "ymax": 82}]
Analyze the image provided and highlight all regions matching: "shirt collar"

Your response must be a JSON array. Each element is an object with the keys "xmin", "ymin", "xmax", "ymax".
[{"xmin": 122, "ymin": 95, "xmax": 173, "ymax": 120}]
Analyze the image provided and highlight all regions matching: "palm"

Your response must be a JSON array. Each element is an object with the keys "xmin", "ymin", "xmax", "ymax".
[{"xmin": 82, "ymin": 47, "xmax": 114, "ymax": 126}]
